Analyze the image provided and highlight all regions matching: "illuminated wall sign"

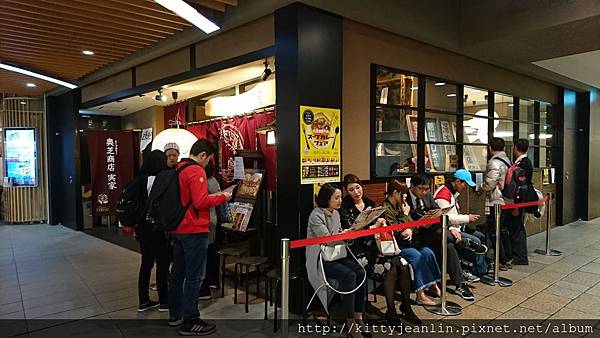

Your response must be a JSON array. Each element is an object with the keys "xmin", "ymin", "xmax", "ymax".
[
  {"xmin": 205, "ymin": 79, "xmax": 275, "ymax": 117},
  {"xmin": 4, "ymin": 128, "xmax": 37, "ymax": 187}
]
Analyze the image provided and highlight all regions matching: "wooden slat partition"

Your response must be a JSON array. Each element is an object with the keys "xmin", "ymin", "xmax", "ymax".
[{"xmin": 0, "ymin": 96, "xmax": 48, "ymax": 223}]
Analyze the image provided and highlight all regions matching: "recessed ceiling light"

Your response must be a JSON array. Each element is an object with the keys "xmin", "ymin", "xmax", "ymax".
[
  {"xmin": 0, "ymin": 63, "xmax": 77, "ymax": 89},
  {"xmin": 435, "ymin": 82, "xmax": 446, "ymax": 86},
  {"xmin": 447, "ymin": 93, "xmax": 456, "ymax": 97},
  {"xmin": 26, "ymin": 83, "xmax": 36, "ymax": 87},
  {"xmin": 82, "ymin": 50, "xmax": 94, "ymax": 56}
]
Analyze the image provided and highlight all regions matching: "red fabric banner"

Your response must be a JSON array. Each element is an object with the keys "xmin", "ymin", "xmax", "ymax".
[
  {"xmin": 86, "ymin": 130, "xmax": 135, "ymax": 216},
  {"xmin": 164, "ymin": 102, "xmax": 186, "ymax": 129}
]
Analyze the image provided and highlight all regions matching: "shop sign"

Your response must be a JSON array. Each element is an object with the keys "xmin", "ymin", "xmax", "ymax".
[
  {"xmin": 140, "ymin": 128, "xmax": 153, "ymax": 152},
  {"xmin": 300, "ymin": 105, "xmax": 341, "ymax": 185}
]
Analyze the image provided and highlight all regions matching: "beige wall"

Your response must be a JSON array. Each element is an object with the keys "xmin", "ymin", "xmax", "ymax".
[
  {"xmin": 81, "ymin": 70, "xmax": 132, "ymax": 103},
  {"xmin": 122, "ymin": 106, "xmax": 164, "ymax": 135},
  {"xmin": 137, "ymin": 48, "xmax": 191, "ymax": 86},
  {"xmin": 589, "ymin": 89, "xmax": 600, "ymax": 219},
  {"xmin": 195, "ymin": 15, "xmax": 274, "ymax": 68},
  {"xmin": 342, "ymin": 19, "xmax": 559, "ymax": 179}
]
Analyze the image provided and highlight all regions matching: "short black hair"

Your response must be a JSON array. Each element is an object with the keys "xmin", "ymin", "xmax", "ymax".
[
  {"xmin": 410, "ymin": 174, "xmax": 429, "ymax": 187},
  {"xmin": 515, "ymin": 138, "xmax": 529, "ymax": 153},
  {"xmin": 140, "ymin": 150, "xmax": 168, "ymax": 176},
  {"xmin": 204, "ymin": 160, "xmax": 215, "ymax": 178},
  {"xmin": 489, "ymin": 137, "xmax": 505, "ymax": 152},
  {"xmin": 316, "ymin": 183, "xmax": 340, "ymax": 208},
  {"xmin": 190, "ymin": 139, "xmax": 216, "ymax": 157}
]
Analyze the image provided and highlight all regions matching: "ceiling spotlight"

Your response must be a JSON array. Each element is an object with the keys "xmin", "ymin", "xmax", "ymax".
[
  {"xmin": 261, "ymin": 58, "xmax": 272, "ymax": 81},
  {"xmin": 155, "ymin": 89, "xmax": 167, "ymax": 102},
  {"xmin": 435, "ymin": 82, "xmax": 446, "ymax": 86},
  {"xmin": 26, "ymin": 83, "xmax": 36, "ymax": 87},
  {"xmin": 82, "ymin": 50, "xmax": 94, "ymax": 56},
  {"xmin": 172, "ymin": 91, "xmax": 178, "ymax": 100}
]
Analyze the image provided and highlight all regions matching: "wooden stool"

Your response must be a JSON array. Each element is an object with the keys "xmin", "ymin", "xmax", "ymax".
[
  {"xmin": 234, "ymin": 256, "xmax": 269, "ymax": 313},
  {"xmin": 216, "ymin": 247, "xmax": 248, "ymax": 298}
]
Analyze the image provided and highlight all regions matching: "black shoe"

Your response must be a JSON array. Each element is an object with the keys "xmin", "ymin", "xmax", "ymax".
[
  {"xmin": 138, "ymin": 301, "xmax": 159, "ymax": 312},
  {"xmin": 168, "ymin": 317, "xmax": 183, "ymax": 327},
  {"xmin": 512, "ymin": 259, "xmax": 529, "ymax": 265},
  {"xmin": 463, "ymin": 238, "xmax": 488, "ymax": 255},
  {"xmin": 385, "ymin": 311, "xmax": 404, "ymax": 327},
  {"xmin": 455, "ymin": 284, "xmax": 475, "ymax": 301},
  {"xmin": 399, "ymin": 302, "xmax": 421, "ymax": 325},
  {"xmin": 197, "ymin": 288, "xmax": 212, "ymax": 300},
  {"xmin": 179, "ymin": 319, "xmax": 216, "ymax": 336}
]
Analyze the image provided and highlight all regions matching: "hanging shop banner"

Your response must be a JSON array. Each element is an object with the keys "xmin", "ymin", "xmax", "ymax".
[
  {"xmin": 86, "ymin": 130, "xmax": 134, "ymax": 216},
  {"xmin": 140, "ymin": 128, "xmax": 153, "ymax": 152},
  {"xmin": 300, "ymin": 105, "xmax": 341, "ymax": 185}
]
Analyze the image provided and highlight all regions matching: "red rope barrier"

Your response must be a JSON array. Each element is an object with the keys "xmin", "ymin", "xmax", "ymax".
[
  {"xmin": 501, "ymin": 195, "xmax": 550, "ymax": 210},
  {"xmin": 290, "ymin": 217, "xmax": 439, "ymax": 249}
]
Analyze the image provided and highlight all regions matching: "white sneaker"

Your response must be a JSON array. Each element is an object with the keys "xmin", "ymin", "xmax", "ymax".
[{"xmin": 463, "ymin": 270, "xmax": 480, "ymax": 283}]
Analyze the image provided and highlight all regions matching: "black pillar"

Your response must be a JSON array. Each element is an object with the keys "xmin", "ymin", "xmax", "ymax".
[
  {"xmin": 275, "ymin": 3, "xmax": 343, "ymax": 256},
  {"xmin": 46, "ymin": 89, "xmax": 82, "ymax": 230}
]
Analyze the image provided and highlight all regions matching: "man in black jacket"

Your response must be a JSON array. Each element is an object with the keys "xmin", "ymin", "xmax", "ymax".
[{"xmin": 509, "ymin": 139, "xmax": 533, "ymax": 265}]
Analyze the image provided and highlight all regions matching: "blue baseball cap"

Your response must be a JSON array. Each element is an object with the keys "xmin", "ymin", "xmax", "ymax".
[{"xmin": 454, "ymin": 169, "xmax": 476, "ymax": 187}]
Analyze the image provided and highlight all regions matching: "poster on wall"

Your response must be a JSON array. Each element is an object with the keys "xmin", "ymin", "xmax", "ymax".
[
  {"xmin": 300, "ymin": 105, "xmax": 341, "ymax": 184},
  {"xmin": 4, "ymin": 128, "xmax": 37, "ymax": 187},
  {"xmin": 86, "ymin": 130, "xmax": 134, "ymax": 216},
  {"xmin": 140, "ymin": 128, "xmax": 153, "ymax": 152}
]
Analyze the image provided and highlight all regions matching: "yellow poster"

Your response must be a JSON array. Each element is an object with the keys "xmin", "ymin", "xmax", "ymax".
[{"xmin": 300, "ymin": 105, "xmax": 341, "ymax": 184}]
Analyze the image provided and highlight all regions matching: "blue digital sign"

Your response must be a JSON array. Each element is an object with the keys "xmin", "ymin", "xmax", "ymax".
[{"xmin": 4, "ymin": 128, "xmax": 37, "ymax": 187}]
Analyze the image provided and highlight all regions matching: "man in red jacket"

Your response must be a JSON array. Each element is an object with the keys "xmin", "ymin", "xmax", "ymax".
[{"xmin": 168, "ymin": 139, "xmax": 231, "ymax": 336}]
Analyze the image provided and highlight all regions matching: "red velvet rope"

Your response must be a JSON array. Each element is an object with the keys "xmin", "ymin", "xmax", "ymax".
[
  {"xmin": 290, "ymin": 217, "xmax": 439, "ymax": 249},
  {"xmin": 501, "ymin": 195, "xmax": 550, "ymax": 210}
]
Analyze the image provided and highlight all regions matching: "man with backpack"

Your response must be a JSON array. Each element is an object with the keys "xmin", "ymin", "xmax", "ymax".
[
  {"xmin": 477, "ymin": 137, "xmax": 512, "ymax": 270},
  {"xmin": 509, "ymin": 139, "xmax": 534, "ymax": 265},
  {"xmin": 163, "ymin": 139, "xmax": 232, "ymax": 335}
]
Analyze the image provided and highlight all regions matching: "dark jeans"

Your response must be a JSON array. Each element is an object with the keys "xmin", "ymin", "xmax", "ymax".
[
  {"xmin": 487, "ymin": 209, "xmax": 512, "ymax": 264},
  {"xmin": 507, "ymin": 210, "xmax": 528, "ymax": 263},
  {"xmin": 200, "ymin": 243, "xmax": 218, "ymax": 291},
  {"xmin": 138, "ymin": 232, "xmax": 171, "ymax": 305},
  {"xmin": 417, "ymin": 224, "xmax": 465, "ymax": 285},
  {"xmin": 323, "ymin": 257, "xmax": 366, "ymax": 319},
  {"xmin": 169, "ymin": 233, "xmax": 208, "ymax": 321}
]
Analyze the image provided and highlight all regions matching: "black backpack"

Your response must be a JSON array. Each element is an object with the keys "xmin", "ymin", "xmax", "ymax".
[
  {"xmin": 146, "ymin": 160, "xmax": 198, "ymax": 232},
  {"xmin": 116, "ymin": 176, "xmax": 148, "ymax": 227}
]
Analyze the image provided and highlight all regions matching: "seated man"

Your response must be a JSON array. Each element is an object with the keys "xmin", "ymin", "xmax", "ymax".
[
  {"xmin": 408, "ymin": 174, "xmax": 475, "ymax": 301},
  {"xmin": 433, "ymin": 170, "xmax": 488, "ymax": 283}
]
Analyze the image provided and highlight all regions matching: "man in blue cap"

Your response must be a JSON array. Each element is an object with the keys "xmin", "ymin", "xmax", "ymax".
[{"xmin": 434, "ymin": 169, "xmax": 488, "ymax": 283}]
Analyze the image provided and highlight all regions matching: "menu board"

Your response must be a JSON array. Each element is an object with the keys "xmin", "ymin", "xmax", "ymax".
[
  {"xmin": 4, "ymin": 128, "xmax": 37, "ymax": 187},
  {"xmin": 236, "ymin": 171, "xmax": 263, "ymax": 200}
]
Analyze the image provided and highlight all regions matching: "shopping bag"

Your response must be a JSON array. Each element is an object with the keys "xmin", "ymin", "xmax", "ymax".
[{"xmin": 375, "ymin": 228, "xmax": 401, "ymax": 256}]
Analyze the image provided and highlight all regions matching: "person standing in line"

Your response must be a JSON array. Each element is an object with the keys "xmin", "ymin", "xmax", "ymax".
[
  {"xmin": 164, "ymin": 142, "xmax": 181, "ymax": 169},
  {"xmin": 477, "ymin": 137, "xmax": 512, "ymax": 270},
  {"xmin": 509, "ymin": 138, "xmax": 533, "ymax": 265},
  {"xmin": 168, "ymin": 139, "xmax": 232, "ymax": 336}
]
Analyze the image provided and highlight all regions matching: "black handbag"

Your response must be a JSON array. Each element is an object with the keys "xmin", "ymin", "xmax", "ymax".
[{"xmin": 216, "ymin": 202, "xmax": 233, "ymax": 224}]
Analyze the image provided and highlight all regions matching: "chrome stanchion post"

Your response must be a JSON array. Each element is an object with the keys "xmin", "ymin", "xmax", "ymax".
[
  {"xmin": 481, "ymin": 204, "xmax": 513, "ymax": 287},
  {"xmin": 535, "ymin": 193, "xmax": 561, "ymax": 256},
  {"xmin": 281, "ymin": 238, "xmax": 290, "ymax": 338},
  {"xmin": 425, "ymin": 215, "xmax": 461, "ymax": 315}
]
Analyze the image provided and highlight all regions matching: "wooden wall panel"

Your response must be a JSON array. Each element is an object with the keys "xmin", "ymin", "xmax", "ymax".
[
  {"xmin": 80, "ymin": 70, "xmax": 133, "ymax": 103},
  {"xmin": 1, "ymin": 97, "xmax": 48, "ymax": 223}
]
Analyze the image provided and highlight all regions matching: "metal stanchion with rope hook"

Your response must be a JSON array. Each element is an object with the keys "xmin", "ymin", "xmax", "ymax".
[
  {"xmin": 481, "ymin": 204, "xmax": 513, "ymax": 287},
  {"xmin": 425, "ymin": 214, "xmax": 462, "ymax": 315},
  {"xmin": 281, "ymin": 238, "xmax": 290, "ymax": 338},
  {"xmin": 534, "ymin": 193, "xmax": 561, "ymax": 256}
]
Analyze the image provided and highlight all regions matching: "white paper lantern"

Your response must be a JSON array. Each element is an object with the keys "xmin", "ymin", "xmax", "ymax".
[{"xmin": 151, "ymin": 128, "xmax": 198, "ymax": 160}]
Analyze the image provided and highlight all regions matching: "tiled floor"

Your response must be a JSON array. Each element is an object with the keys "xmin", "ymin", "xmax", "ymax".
[{"xmin": 1, "ymin": 219, "xmax": 600, "ymax": 337}]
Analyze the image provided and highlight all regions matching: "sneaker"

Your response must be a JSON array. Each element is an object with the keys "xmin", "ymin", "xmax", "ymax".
[
  {"xmin": 168, "ymin": 317, "xmax": 183, "ymax": 327},
  {"xmin": 158, "ymin": 304, "xmax": 169, "ymax": 312},
  {"xmin": 179, "ymin": 319, "xmax": 216, "ymax": 336},
  {"xmin": 463, "ymin": 238, "xmax": 488, "ymax": 255},
  {"xmin": 138, "ymin": 301, "xmax": 159, "ymax": 312},
  {"xmin": 454, "ymin": 284, "xmax": 475, "ymax": 301},
  {"xmin": 463, "ymin": 270, "xmax": 480, "ymax": 283},
  {"xmin": 197, "ymin": 288, "xmax": 212, "ymax": 300}
]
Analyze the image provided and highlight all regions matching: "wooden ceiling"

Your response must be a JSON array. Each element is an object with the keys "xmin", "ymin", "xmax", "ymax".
[{"xmin": 0, "ymin": 0, "xmax": 236, "ymax": 96}]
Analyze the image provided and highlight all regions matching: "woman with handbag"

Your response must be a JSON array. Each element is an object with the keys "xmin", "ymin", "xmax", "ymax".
[
  {"xmin": 381, "ymin": 179, "xmax": 442, "ymax": 306},
  {"xmin": 306, "ymin": 184, "xmax": 368, "ymax": 338},
  {"xmin": 339, "ymin": 174, "xmax": 420, "ymax": 325}
]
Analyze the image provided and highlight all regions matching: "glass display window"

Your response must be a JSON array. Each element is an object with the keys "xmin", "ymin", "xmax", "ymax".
[
  {"xmin": 375, "ymin": 68, "xmax": 418, "ymax": 108},
  {"xmin": 425, "ymin": 79, "xmax": 457, "ymax": 112}
]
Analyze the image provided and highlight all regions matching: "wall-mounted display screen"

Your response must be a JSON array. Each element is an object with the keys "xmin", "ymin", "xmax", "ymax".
[{"xmin": 4, "ymin": 128, "xmax": 37, "ymax": 187}]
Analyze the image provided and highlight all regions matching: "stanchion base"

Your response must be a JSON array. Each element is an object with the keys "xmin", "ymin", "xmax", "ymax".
[
  {"xmin": 480, "ymin": 274, "xmax": 513, "ymax": 287},
  {"xmin": 534, "ymin": 248, "xmax": 562, "ymax": 256},
  {"xmin": 424, "ymin": 301, "xmax": 462, "ymax": 316}
]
